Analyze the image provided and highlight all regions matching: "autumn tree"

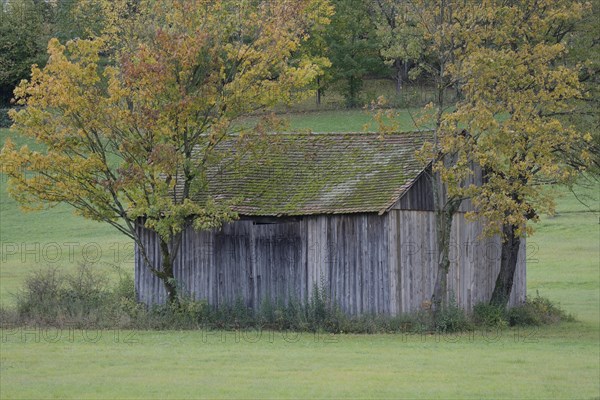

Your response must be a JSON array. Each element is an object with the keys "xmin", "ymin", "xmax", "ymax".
[
  {"xmin": 0, "ymin": 0, "xmax": 332, "ymax": 304},
  {"xmin": 434, "ymin": 0, "xmax": 590, "ymax": 307},
  {"xmin": 402, "ymin": 0, "xmax": 465, "ymax": 311},
  {"xmin": 371, "ymin": 1, "xmax": 466, "ymax": 311},
  {"xmin": 376, "ymin": 0, "xmax": 590, "ymax": 310}
]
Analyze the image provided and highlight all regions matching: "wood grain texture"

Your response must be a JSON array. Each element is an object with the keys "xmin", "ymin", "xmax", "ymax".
[{"xmin": 135, "ymin": 210, "xmax": 526, "ymax": 314}]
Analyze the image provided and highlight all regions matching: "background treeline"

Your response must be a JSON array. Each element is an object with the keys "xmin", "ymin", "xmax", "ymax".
[{"xmin": 1, "ymin": 0, "xmax": 597, "ymax": 111}]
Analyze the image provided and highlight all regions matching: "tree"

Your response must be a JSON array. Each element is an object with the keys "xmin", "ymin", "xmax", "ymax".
[
  {"xmin": 370, "ymin": 0, "xmax": 465, "ymax": 311},
  {"xmin": 377, "ymin": 0, "xmax": 590, "ymax": 311},
  {"xmin": 560, "ymin": 0, "xmax": 600, "ymax": 178},
  {"xmin": 0, "ymin": 0, "xmax": 332, "ymax": 304},
  {"xmin": 0, "ymin": 0, "xmax": 47, "ymax": 106},
  {"xmin": 0, "ymin": 0, "xmax": 131, "ymax": 107},
  {"xmin": 326, "ymin": 0, "xmax": 384, "ymax": 107},
  {"xmin": 407, "ymin": 0, "xmax": 465, "ymax": 311},
  {"xmin": 369, "ymin": 0, "xmax": 426, "ymax": 95},
  {"xmin": 293, "ymin": 2, "xmax": 333, "ymax": 106},
  {"xmin": 434, "ymin": 0, "xmax": 590, "ymax": 307}
]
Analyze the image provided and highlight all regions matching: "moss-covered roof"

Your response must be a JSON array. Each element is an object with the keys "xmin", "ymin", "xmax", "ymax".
[{"xmin": 185, "ymin": 131, "xmax": 432, "ymax": 216}]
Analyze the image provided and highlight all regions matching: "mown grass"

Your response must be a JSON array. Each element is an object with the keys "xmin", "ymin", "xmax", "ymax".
[
  {"xmin": 526, "ymin": 183, "xmax": 600, "ymax": 325},
  {"xmin": 275, "ymin": 78, "xmax": 456, "ymax": 112},
  {"xmin": 1, "ymin": 325, "xmax": 598, "ymax": 400},
  {"xmin": 0, "ymin": 117, "xmax": 599, "ymax": 398},
  {"xmin": 283, "ymin": 108, "xmax": 422, "ymax": 132}
]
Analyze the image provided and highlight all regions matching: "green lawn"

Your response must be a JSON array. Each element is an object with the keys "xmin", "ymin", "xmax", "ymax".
[
  {"xmin": 0, "ymin": 119, "xmax": 599, "ymax": 399},
  {"xmin": 239, "ymin": 107, "xmax": 425, "ymax": 133},
  {"xmin": 284, "ymin": 107, "xmax": 423, "ymax": 132},
  {"xmin": 1, "ymin": 324, "xmax": 598, "ymax": 399},
  {"xmin": 526, "ymin": 184, "xmax": 600, "ymax": 325}
]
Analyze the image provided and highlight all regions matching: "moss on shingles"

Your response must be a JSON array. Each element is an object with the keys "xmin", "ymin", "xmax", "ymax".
[{"xmin": 185, "ymin": 131, "xmax": 432, "ymax": 216}]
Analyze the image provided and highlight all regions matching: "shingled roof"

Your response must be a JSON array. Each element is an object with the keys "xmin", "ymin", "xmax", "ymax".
[{"xmin": 184, "ymin": 131, "xmax": 433, "ymax": 216}]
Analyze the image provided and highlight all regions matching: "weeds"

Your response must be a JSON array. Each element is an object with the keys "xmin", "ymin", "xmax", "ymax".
[
  {"xmin": 434, "ymin": 298, "xmax": 473, "ymax": 333},
  {"xmin": 1, "ymin": 266, "xmax": 575, "ymax": 333},
  {"xmin": 473, "ymin": 303, "xmax": 508, "ymax": 329}
]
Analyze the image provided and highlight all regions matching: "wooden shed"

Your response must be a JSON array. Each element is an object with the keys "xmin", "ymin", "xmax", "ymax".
[{"xmin": 135, "ymin": 131, "xmax": 526, "ymax": 314}]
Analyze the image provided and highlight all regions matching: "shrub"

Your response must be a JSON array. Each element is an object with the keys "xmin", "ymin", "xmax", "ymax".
[
  {"xmin": 61, "ymin": 265, "xmax": 111, "ymax": 322},
  {"xmin": 13, "ymin": 265, "xmax": 115, "ymax": 327},
  {"xmin": 507, "ymin": 303, "xmax": 542, "ymax": 326},
  {"xmin": 112, "ymin": 269, "xmax": 136, "ymax": 302},
  {"xmin": 507, "ymin": 294, "xmax": 575, "ymax": 327},
  {"xmin": 2, "ymin": 266, "xmax": 575, "ymax": 333},
  {"xmin": 433, "ymin": 298, "xmax": 472, "ymax": 333},
  {"xmin": 0, "ymin": 306, "xmax": 19, "ymax": 327},
  {"xmin": 15, "ymin": 267, "xmax": 65, "ymax": 323},
  {"xmin": 0, "ymin": 108, "xmax": 12, "ymax": 128},
  {"xmin": 473, "ymin": 303, "xmax": 508, "ymax": 329}
]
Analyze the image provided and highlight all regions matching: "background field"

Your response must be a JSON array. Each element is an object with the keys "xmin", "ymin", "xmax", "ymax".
[{"xmin": 0, "ymin": 111, "xmax": 599, "ymax": 398}]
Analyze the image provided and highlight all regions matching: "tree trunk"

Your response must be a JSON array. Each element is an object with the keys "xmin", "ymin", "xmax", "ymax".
[
  {"xmin": 316, "ymin": 77, "xmax": 322, "ymax": 106},
  {"xmin": 395, "ymin": 59, "xmax": 403, "ymax": 95},
  {"xmin": 490, "ymin": 224, "xmax": 521, "ymax": 308},
  {"xmin": 347, "ymin": 76, "xmax": 359, "ymax": 108},
  {"xmin": 432, "ymin": 267, "xmax": 448, "ymax": 311},
  {"xmin": 430, "ymin": 160, "xmax": 463, "ymax": 312},
  {"xmin": 431, "ymin": 205, "xmax": 455, "ymax": 310},
  {"xmin": 158, "ymin": 239, "xmax": 179, "ymax": 305}
]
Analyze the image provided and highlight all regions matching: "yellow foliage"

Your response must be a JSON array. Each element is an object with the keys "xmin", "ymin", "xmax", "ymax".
[
  {"xmin": 0, "ymin": 0, "xmax": 332, "ymax": 244},
  {"xmin": 400, "ymin": 0, "xmax": 589, "ymax": 240}
]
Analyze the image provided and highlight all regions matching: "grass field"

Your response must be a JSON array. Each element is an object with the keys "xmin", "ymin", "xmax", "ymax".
[
  {"xmin": 0, "ymin": 116, "xmax": 599, "ymax": 399},
  {"xmin": 274, "ymin": 107, "xmax": 422, "ymax": 132}
]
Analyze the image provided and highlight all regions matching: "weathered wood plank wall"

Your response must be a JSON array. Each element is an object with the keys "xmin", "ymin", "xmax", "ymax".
[
  {"xmin": 393, "ymin": 164, "xmax": 485, "ymax": 212},
  {"xmin": 135, "ymin": 210, "xmax": 526, "ymax": 314}
]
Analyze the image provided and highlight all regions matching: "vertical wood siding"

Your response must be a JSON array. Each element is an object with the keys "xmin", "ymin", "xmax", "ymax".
[
  {"xmin": 393, "ymin": 164, "xmax": 485, "ymax": 212},
  {"xmin": 135, "ymin": 210, "xmax": 525, "ymax": 314}
]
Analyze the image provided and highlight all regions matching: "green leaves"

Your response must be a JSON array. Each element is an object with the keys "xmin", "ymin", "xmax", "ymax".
[
  {"xmin": 326, "ymin": 0, "xmax": 385, "ymax": 107},
  {"xmin": 0, "ymin": 0, "xmax": 47, "ymax": 106}
]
